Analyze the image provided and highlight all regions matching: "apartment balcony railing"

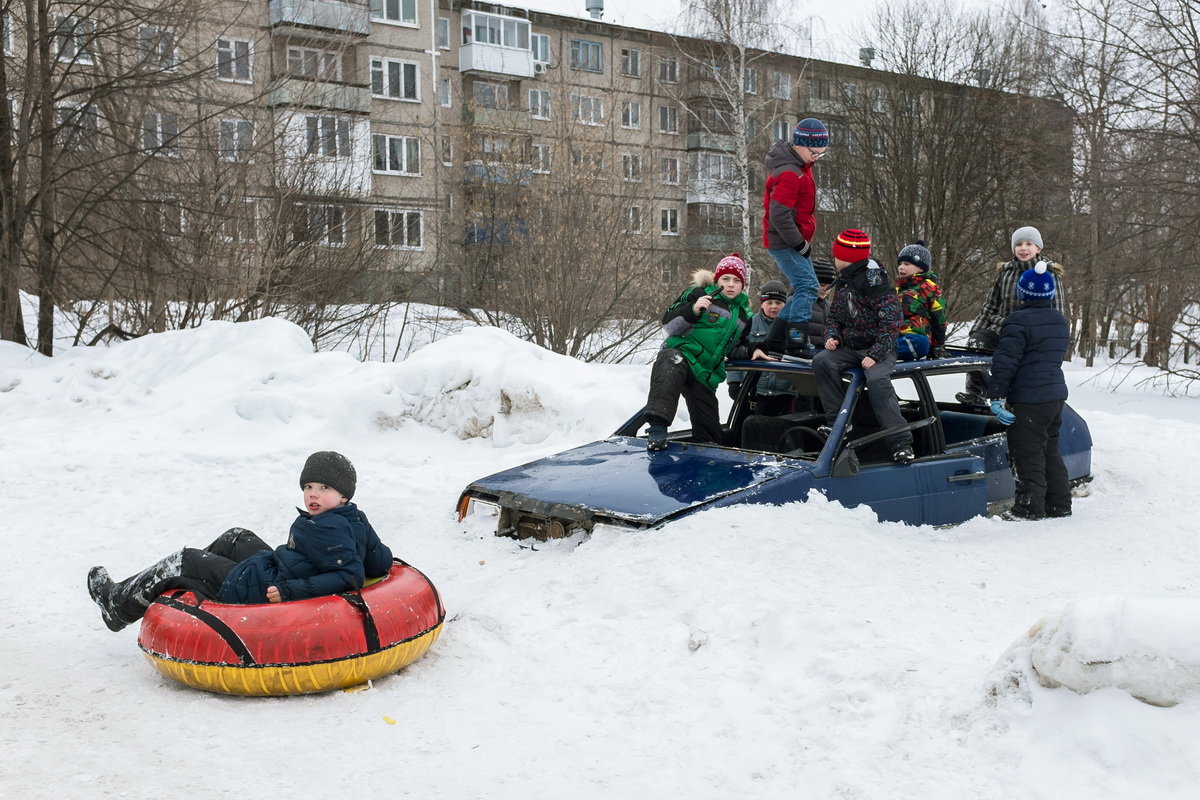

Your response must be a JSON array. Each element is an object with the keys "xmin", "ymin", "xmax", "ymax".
[
  {"xmin": 459, "ymin": 43, "xmax": 535, "ymax": 79},
  {"xmin": 268, "ymin": 0, "xmax": 371, "ymax": 36},
  {"xmin": 685, "ymin": 131, "xmax": 738, "ymax": 152},
  {"xmin": 462, "ymin": 106, "xmax": 532, "ymax": 132},
  {"xmin": 267, "ymin": 78, "xmax": 372, "ymax": 113}
]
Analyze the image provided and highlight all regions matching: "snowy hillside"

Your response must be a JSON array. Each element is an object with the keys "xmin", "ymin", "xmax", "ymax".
[{"xmin": 2, "ymin": 318, "xmax": 1199, "ymax": 799}]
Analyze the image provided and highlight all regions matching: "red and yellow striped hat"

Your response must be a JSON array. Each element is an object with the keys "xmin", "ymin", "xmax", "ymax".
[{"xmin": 832, "ymin": 229, "xmax": 871, "ymax": 263}]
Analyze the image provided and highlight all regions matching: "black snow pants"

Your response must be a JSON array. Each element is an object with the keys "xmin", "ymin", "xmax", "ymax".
[
  {"xmin": 1006, "ymin": 400, "xmax": 1072, "ymax": 518},
  {"xmin": 644, "ymin": 348, "xmax": 723, "ymax": 444}
]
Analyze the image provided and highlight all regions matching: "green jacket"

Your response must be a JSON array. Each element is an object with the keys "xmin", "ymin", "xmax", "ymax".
[{"xmin": 661, "ymin": 279, "xmax": 752, "ymax": 391}]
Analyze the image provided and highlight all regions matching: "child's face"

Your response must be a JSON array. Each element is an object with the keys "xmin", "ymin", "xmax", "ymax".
[
  {"xmin": 897, "ymin": 260, "xmax": 921, "ymax": 277},
  {"xmin": 760, "ymin": 298, "xmax": 785, "ymax": 319},
  {"xmin": 302, "ymin": 482, "xmax": 347, "ymax": 516},
  {"xmin": 1014, "ymin": 240, "xmax": 1042, "ymax": 262},
  {"xmin": 716, "ymin": 274, "xmax": 744, "ymax": 298}
]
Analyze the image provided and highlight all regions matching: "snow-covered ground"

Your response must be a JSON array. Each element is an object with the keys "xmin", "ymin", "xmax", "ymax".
[{"xmin": 2, "ymin": 318, "xmax": 1199, "ymax": 799}]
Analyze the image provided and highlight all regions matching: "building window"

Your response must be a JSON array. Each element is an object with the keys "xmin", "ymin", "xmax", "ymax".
[
  {"xmin": 462, "ymin": 11, "xmax": 530, "ymax": 48},
  {"xmin": 660, "ymin": 156, "xmax": 679, "ymax": 184},
  {"xmin": 287, "ymin": 47, "xmax": 341, "ymax": 81},
  {"xmin": 621, "ymin": 100, "xmax": 641, "ymax": 129},
  {"xmin": 218, "ymin": 198, "xmax": 257, "ymax": 243},
  {"xmin": 441, "ymin": 140, "xmax": 453, "ymax": 165},
  {"xmin": 372, "ymin": 133, "xmax": 420, "ymax": 175},
  {"xmin": 142, "ymin": 111, "xmax": 179, "ymax": 156},
  {"xmin": 771, "ymin": 70, "xmax": 791, "ymax": 100},
  {"xmin": 873, "ymin": 132, "xmax": 889, "ymax": 157},
  {"xmin": 626, "ymin": 205, "xmax": 643, "ymax": 234},
  {"xmin": 216, "ymin": 37, "xmax": 252, "ymax": 82},
  {"xmin": 294, "ymin": 204, "xmax": 345, "ymax": 246},
  {"xmin": 569, "ymin": 39, "xmax": 602, "ymax": 72},
  {"xmin": 695, "ymin": 203, "xmax": 738, "ymax": 233},
  {"xmin": 845, "ymin": 129, "xmax": 859, "ymax": 155},
  {"xmin": 660, "ymin": 207, "xmax": 679, "ymax": 236},
  {"xmin": 571, "ymin": 94, "xmax": 603, "ymax": 126},
  {"xmin": 305, "ymin": 115, "xmax": 352, "ymax": 158},
  {"xmin": 371, "ymin": 57, "xmax": 419, "ymax": 101},
  {"xmin": 531, "ymin": 33, "xmax": 549, "ymax": 64},
  {"xmin": 842, "ymin": 83, "xmax": 859, "ymax": 104},
  {"xmin": 439, "ymin": 77, "xmax": 452, "ymax": 107},
  {"xmin": 772, "ymin": 119, "xmax": 789, "ymax": 142},
  {"xmin": 690, "ymin": 151, "xmax": 736, "ymax": 181},
  {"xmin": 622, "ymin": 153, "xmax": 642, "ymax": 182},
  {"xmin": 138, "ymin": 26, "xmax": 176, "ymax": 71},
  {"xmin": 528, "ymin": 89, "xmax": 550, "ymax": 120},
  {"xmin": 55, "ymin": 16, "xmax": 96, "ymax": 64},
  {"xmin": 532, "ymin": 143, "xmax": 551, "ymax": 173},
  {"xmin": 374, "ymin": 209, "xmax": 423, "ymax": 249},
  {"xmin": 620, "ymin": 48, "xmax": 641, "ymax": 77},
  {"xmin": 218, "ymin": 118, "xmax": 252, "ymax": 161},
  {"xmin": 57, "ymin": 104, "xmax": 100, "ymax": 151},
  {"xmin": 570, "ymin": 148, "xmax": 603, "ymax": 176},
  {"xmin": 150, "ymin": 198, "xmax": 183, "ymax": 238},
  {"xmin": 472, "ymin": 81, "xmax": 508, "ymax": 109},
  {"xmin": 871, "ymin": 88, "xmax": 885, "ymax": 112},
  {"xmin": 371, "ymin": 0, "xmax": 417, "ymax": 26},
  {"xmin": 437, "ymin": 17, "xmax": 450, "ymax": 48},
  {"xmin": 658, "ymin": 56, "xmax": 678, "ymax": 83},
  {"xmin": 658, "ymin": 105, "xmax": 678, "ymax": 134},
  {"xmin": 744, "ymin": 67, "xmax": 759, "ymax": 95}
]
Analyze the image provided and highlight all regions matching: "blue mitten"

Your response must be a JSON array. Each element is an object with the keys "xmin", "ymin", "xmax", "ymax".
[{"xmin": 989, "ymin": 400, "xmax": 1015, "ymax": 426}]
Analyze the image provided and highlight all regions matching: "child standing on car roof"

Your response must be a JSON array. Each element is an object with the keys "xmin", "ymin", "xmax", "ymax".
[
  {"xmin": 644, "ymin": 254, "xmax": 772, "ymax": 451},
  {"xmin": 894, "ymin": 239, "xmax": 947, "ymax": 361},
  {"xmin": 812, "ymin": 229, "xmax": 915, "ymax": 464},
  {"xmin": 986, "ymin": 262, "xmax": 1072, "ymax": 520}
]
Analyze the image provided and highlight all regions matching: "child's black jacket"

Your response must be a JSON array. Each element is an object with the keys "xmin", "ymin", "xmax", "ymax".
[{"xmin": 986, "ymin": 299, "xmax": 1069, "ymax": 404}]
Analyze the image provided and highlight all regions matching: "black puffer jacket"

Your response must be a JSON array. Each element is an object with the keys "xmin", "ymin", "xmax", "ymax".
[{"xmin": 986, "ymin": 299, "xmax": 1069, "ymax": 404}]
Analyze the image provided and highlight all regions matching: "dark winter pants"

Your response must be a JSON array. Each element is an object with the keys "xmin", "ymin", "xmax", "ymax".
[
  {"xmin": 1007, "ymin": 400, "xmax": 1071, "ymax": 518},
  {"xmin": 812, "ymin": 347, "xmax": 912, "ymax": 449},
  {"xmin": 644, "ymin": 348, "xmax": 723, "ymax": 444},
  {"xmin": 176, "ymin": 528, "xmax": 272, "ymax": 599}
]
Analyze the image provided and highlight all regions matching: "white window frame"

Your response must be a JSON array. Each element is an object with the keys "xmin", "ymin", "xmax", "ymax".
[
  {"xmin": 216, "ymin": 37, "xmax": 252, "ymax": 83},
  {"xmin": 621, "ymin": 153, "xmax": 642, "ymax": 182},
  {"xmin": 305, "ymin": 115, "xmax": 353, "ymax": 158},
  {"xmin": 139, "ymin": 25, "xmax": 177, "ymax": 71},
  {"xmin": 372, "ymin": 133, "xmax": 420, "ymax": 175},
  {"xmin": 571, "ymin": 94, "xmax": 603, "ymax": 126},
  {"xmin": 371, "ymin": 57, "xmax": 420, "ymax": 101},
  {"xmin": 142, "ymin": 111, "xmax": 180, "ymax": 157},
  {"xmin": 658, "ymin": 104, "xmax": 678, "ymax": 134},
  {"xmin": 744, "ymin": 67, "xmax": 759, "ymax": 95},
  {"xmin": 621, "ymin": 100, "xmax": 641, "ymax": 129},
  {"xmin": 439, "ymin": 77, "xmax": 453, "ymax": 108},
  {"xmin": 373, "ymin": 208, "xmax": 423, "ymax": 250},
  {"xmin": 531, "ymin": 33, "xmax": 550, "ymax": 64},
  {"xmin": 660, "ymin": 207, "xmax": 679, "ymax": 236},
  {"xmin": 658, "ymin": 56, "xmax": 678, "ymax": 84},
  {"xmin": 217, "ymin": 118, "xmax": 253, "ymax": 162},
  {"xmin": 370, "ymin": 0, "xmax": 418, "ymax": 27},
  {"xmin": 528, "ymin": 89, "xmax": 551, "ymax": 120},
  {"xmin": 462, "ymin": 11, "xmax": 529, "ymax": 49},
  {"xmin": 772, "ymin": 119, "xmax": 789, "ymax": 142},
  {"xmin": 569, "ymin": 39, "xmax": 603, "ymax": 72},
  {"xmin": 771, "ymin": 70, "xmax": 791, "ymax": 100},
  {"xmin": 620, "ymin": 48, "xmax": 641, "ymax": 78},
  {"xmin": 626, "ymin": 205, "xmax": 643, "ymax": 234},
  {"xmin": 287, "ymin": 46, "xmax": 342, "ymax": 81},
  {"xmin": 218, "ymin": 197, "xmax": 257, "ymax": 243},
  {"xmin": 532, "ymin": 142, "xmax": 551, "ymax": 174},
  {"xmin": 296, "ymin": 203, "xmax": 346, "ymax": 246},
  {"xmin": 437, "ymin": 17, "xmax": 450, "ymax": 48},
  {"xmin": 55, "ymin": 16, "xmax": 96, "ymax": 65},
  {"xmin": 660, "ymin": 156, "xmax": 679, "ymax": 185}
]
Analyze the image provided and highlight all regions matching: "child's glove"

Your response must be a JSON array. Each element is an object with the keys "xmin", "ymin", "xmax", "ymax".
[
  {"xmin": 727, "ymin": 382, "xmax": 742, "ymax": 400},
  {"xmin": 794, "ymin": 239, "xmax": 812, "ymax": 257},
  {"xmin": 989, "ymin": 400, "xmax": 1015, "ymax": 426}
]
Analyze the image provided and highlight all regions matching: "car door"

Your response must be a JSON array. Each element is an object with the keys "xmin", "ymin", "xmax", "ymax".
[{"xmin": 822, "ymin": 371, "xmax": 988, "ymax": 525}]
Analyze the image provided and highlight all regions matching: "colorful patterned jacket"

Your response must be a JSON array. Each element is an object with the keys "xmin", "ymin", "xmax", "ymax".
[
  {"xmin": 824, "ymin": 259, "xmax": 902, "ymax": 364},
  {"xmin": 896, "ymin": 271, "xmax": 947, "ymax": 349}
]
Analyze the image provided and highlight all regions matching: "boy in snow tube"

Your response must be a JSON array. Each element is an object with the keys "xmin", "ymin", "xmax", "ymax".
[{"xmin": 86, "ymin": 451, "xmax": 393, "ymax": 632}]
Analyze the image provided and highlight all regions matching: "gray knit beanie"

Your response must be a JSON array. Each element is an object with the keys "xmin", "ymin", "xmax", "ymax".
[
  {"xmin": 300, "ymin": 451, "xmax": 356, "ymax": 500},
  {"xmin": 897, "ymin": 239, "xmax": 932, "ymax": 273},
  {"xmin": 1011, "ymin": 226, "xmax": 1043, "ymax": 252}
]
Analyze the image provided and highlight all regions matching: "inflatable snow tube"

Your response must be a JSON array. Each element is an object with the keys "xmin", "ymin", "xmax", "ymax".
[{"xmin": 137, "ymin": 561, "xmax": 444, "ymax": 696}]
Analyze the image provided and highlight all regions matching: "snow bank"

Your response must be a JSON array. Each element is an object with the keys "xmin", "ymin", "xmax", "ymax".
[{"xmin": 990, "ymin": 595, "xmax": 1200, "ymax": 707}]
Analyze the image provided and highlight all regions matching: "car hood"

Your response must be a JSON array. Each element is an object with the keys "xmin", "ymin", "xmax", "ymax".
[{"xmin": 463, "ymin": 436, "xmax": 811, "ymax": 526}]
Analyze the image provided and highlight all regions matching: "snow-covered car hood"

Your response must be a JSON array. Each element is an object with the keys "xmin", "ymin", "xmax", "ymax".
[{"xmin": 462, "ymin": 436, "xmax": 810, "ymax": 526}]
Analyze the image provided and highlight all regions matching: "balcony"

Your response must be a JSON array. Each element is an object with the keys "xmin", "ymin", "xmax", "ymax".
[
  {"xmin": 686, "ymin": 178, "xmax": 740, "ymax": 206},
  {"xmin": 464, "ymin": 160, "xmax": 533, "ymax": 185},
  {"xmin": 267, "ymin": 78, "xmax": 372, "ymax": 113},
  {"xmin": 459, "ymin": 43, "xmax": 535, "ymax": 79},
  {"xmin": 686, "ymin": 131, "xmax": 738, "ymax": 152},
  {"xmin": 462, "ymin": 107, "xmax": 532, "ymax": 132},
  {"xmin": 268, "ymin": 0, "xmax": 371, "ymax": 36}
]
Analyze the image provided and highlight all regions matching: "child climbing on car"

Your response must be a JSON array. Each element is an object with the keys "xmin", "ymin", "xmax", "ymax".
[
  {"xmin": 86, "ymin": 451, "xmax": 393, "ymax": 632},
  {"xmin": 643, "ymin": 254, "xmax": 772, "ymax": 450}
]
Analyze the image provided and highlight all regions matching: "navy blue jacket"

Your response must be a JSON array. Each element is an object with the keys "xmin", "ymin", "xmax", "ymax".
[
  {"xmin": 986, "ymin": 299, "xmax": 1069, "ymax": 404},
  {"xmin": 217, "ymin": 503, "xmax": 393, "ymax": 604}
]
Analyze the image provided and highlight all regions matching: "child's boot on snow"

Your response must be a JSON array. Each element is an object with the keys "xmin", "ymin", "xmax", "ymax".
[{"xmin": 87, "ymin": 550, "xmax": 186, "ymax": 632}]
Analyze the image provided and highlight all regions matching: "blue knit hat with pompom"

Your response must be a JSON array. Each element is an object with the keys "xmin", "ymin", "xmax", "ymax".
[{"xmin": 1016, "ymin": 261, "xmax": 1056, "ymax": 301}]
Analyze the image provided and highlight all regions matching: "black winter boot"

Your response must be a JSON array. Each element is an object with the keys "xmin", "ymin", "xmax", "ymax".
[
  {"xmin": 785, "ymin": 324, "xmax": 817, "ymax": 359},
  {"xmin": 87, "ymin": 550, "xmax": 186, "ymax": 632}
]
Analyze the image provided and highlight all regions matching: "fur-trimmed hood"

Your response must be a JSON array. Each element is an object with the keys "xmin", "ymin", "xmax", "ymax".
[{"xmin": 692, "ymin": 269, "xmax": 715, "ymax": 287}]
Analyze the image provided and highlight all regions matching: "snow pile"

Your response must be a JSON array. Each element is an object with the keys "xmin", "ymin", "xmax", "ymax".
[{"xmin": 991, "ymin": 595, "xmax": 1200, "ymax": 707}]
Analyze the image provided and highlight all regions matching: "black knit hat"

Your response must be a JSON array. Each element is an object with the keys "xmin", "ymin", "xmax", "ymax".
[
  {"xmin": 759, "ymin": 280, "xmax": 789, "ymax": 303},
  {"xmin": 300, "ymin": 451, "xmax": 356, "ymax": 500},
  {"xmin": 897, "ymin": 239, "xmax": 932, "ymax": 273},
  {"xmin": 813, "ymin": 259, "xmax": 836, "ymax": 285}
]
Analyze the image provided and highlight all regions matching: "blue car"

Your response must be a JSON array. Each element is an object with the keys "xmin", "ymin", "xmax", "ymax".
[{"xmin": 456, "ymin": 352, "xmax": 1093, "ymax": 538}]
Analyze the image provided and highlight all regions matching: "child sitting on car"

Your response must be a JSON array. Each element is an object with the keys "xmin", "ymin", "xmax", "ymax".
[
  {"xmin": 894, "ymin": 239, "xmax": 947, "ymax": 361},
  {"xmin": 644, "ymin": 254, "xmax": 771, "ymax": 450}
]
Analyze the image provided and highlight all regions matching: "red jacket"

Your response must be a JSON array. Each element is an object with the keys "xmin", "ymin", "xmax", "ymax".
[{"xmin": 761, "ymin": 140, "xmax": 816, "ymax": 249}]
